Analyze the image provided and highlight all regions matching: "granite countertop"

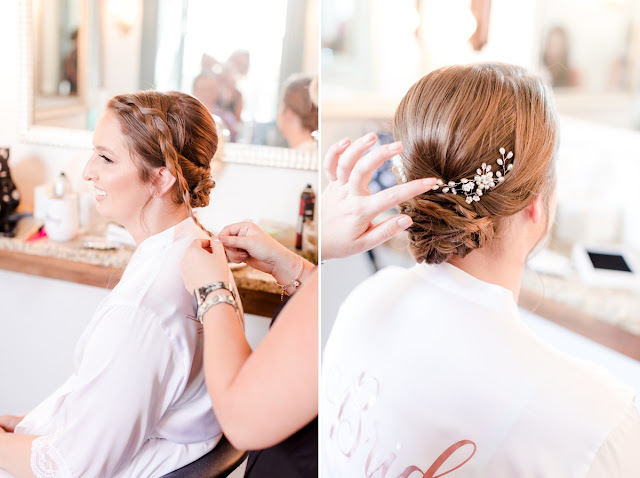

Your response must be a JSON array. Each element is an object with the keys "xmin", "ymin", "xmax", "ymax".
[
  {"xmin": 522, "ymin": 267, "xmax": 640, "ymax": 336},
  {"xmin": 383, "ymin": 232, "xmax": 640, "ymax": 337}
]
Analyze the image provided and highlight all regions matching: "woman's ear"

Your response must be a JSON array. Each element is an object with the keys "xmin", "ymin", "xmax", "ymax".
[
  {"xmin": 152, "ymin": 167, "xmax": 177, "ymax": 197},
  {"xmin": 524, "ymin": 195, "xmax": 544, "ymax": 225}
]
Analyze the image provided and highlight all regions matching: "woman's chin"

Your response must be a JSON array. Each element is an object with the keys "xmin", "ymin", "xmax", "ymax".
[{"xmin": 94, "ymin": 202, "xmax": 114, "ymax": 221}]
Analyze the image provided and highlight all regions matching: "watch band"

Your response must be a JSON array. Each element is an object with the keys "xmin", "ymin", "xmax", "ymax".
[
  {"xmin": 194, "ymin": 281, "xmax": 235, "ymax": 307},
  {"xmin": 197, "ymin": 293, "xmax": 239, "ymax": 323}
]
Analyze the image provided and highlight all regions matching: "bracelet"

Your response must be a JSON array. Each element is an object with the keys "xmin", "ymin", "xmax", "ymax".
[
  {"xmin": 276, "ymin": 255, "xmax": 304, "ymax": 301},
  {"xmin": 197, "ymin": 293, "xmax": 240, "ymax": 324}
]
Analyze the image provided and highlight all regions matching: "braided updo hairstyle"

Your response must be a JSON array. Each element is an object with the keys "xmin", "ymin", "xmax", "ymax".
[
  {"xmin": 393, "ymin": 63, "xmax": 558, "ymax": 264},
  {"xmin": 107, "ymin": 90, "xmax": 217, "ymax": 233}
]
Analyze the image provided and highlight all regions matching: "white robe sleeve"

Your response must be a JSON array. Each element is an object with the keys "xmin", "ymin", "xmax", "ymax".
[
  {"xmin": 586, "ymin": 400, "xmax": 640, "ymax": 477},
  {"xmin": 29, "ymin": 304, "xmax": 182, "ymax": 478}
]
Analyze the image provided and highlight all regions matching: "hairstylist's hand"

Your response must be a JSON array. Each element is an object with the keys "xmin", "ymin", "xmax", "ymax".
[
  {"xmin": 181, "ymin": 237, "xmax": 231, "ymax": 294},
  {"xmin": 218, "ymin": 222, "xmax": 309, "ymax": 289},
  {"xmin": 322, "ymin": 133, "xmax": 436, "ymax": 260}
]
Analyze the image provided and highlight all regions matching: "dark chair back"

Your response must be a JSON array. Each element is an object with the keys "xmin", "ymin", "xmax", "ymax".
[{"xmin": 161, "ymin": 435, "xmax": 247, "ymax": 478}]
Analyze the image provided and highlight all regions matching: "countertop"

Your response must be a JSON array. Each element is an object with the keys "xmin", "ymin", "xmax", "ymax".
[{"xmin": 0, "ymin": 218, "xmax": 283, "ymax": 317}]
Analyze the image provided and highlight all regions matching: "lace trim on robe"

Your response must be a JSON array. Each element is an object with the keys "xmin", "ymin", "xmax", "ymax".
[{"xmin": 31, "ymin": 435, "xmax": 71, "ymax": 478}]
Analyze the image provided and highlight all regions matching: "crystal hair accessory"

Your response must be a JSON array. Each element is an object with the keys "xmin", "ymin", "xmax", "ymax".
[{"xmin": 432, "ymin": 147, "xmax": 514, "ymax": 204}]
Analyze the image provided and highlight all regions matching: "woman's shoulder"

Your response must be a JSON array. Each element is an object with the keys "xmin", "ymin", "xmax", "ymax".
[
  {"xmin": 343, "ymin": 265, "xmax": 420, "ymax": 305},
  {"xmin": 327, "ymin": 265, "xmax": 421, "ymax": 339},
  {"xmin": 544, "ymin": 343, "xmax": 635, "ymax": 408},
  {"xmin": 515, "ymin": 328, "xmax": 637, "ymax": 445}
]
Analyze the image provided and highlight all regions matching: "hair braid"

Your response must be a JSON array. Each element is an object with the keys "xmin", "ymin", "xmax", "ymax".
[{"xmin": 107, "ymin": 91, "xmax": 218, "ymax": 235}]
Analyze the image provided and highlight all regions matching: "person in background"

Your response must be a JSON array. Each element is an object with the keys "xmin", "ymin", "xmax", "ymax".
[
  {"xmin": 62, "ymin": 29, "xmax": 78, "ymax": 94},
  {"xmin": 0, "ymin": 90, "xmax": 237, "ymax": 477},
  {"xmin": 193, "ymin": 73, "xmax": 240, "ymax": 142},
  {"xmin": 542, "ymin": 25, "xmax": 581, "ymax": 88},
  {"xmin": 277, "ymin": 74, "xmax": 318, "ymax": 150},
  {"xmin": 217, "ymin": 50, "xmax": 249, "ymax": 123}
]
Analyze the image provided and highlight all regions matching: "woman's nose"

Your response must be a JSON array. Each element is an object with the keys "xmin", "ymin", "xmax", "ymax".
[{"xmin": 82, "ymin": 155, "xmax": 97, "ymax": 182}]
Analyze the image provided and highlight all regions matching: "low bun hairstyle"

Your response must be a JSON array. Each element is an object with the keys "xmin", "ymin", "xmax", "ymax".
[
  {"xmin": 393, "ymin": 63, "xmax": 558, "ymax": 264},
  {"xmin": 107, "ymin": 90, "xmax": 217, "ymax": 231}
]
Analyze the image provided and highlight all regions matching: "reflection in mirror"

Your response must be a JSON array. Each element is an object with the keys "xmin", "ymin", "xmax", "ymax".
[
  {"xmin": 178, "ymin": 0, "xmax": 290, "ymax": 145},
  {"xmin": 32, "ymin": 0, "xmax": 86, "ymax": 127},
  {"xmin": 538, "ymin": 0, "xmax": 640, "ymax": 93},
  {"xmin": 27, "ymin": 0, "xmax": 318, "ymax": 151}
]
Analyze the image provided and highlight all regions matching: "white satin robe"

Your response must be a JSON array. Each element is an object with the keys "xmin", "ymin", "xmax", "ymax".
[
  {"xmin": 6, "ymin": 217, "xmax": 241, "ymax": 478},
  {"xmin": 321, "ymin": 262, "xmax": 640, "ymax": 477}
]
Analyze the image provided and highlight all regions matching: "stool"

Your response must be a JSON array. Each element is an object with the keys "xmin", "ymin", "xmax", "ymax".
[{"xmin": 161, "ymin": 435, "xmax": 248, "ymax": 478}]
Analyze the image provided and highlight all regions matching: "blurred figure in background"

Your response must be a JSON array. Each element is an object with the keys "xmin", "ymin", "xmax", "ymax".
[
  {"xmin": 277, "ymin": 74, "xmax": 318, "ymax": 150},
  {"xmin": 193, "ymin": 73, "xmax": 240, "ymax": 142},
  {"xmin": 542, "ymin": 25, "xmax": 581, "ymax": 87},
  {"xmin": 62, "ymin": 29, "xmax": 79, "ymax": 94},
  {"xmin": 218, "ymin": 49, "xmax": 250, "ymax": 122}
]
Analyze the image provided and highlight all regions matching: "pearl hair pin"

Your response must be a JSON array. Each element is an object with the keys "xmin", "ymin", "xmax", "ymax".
[{"xmin": 432, "ymin": 147, "xmax": 514, "ymax": 204}]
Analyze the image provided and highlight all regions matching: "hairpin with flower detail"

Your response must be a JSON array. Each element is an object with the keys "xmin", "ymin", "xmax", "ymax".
[{"xmin": 431, "ymin": 147, "xmax": 514, "ymax": 204}]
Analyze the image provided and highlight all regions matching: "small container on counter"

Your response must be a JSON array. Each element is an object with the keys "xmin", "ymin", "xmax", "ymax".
[{"xmin": 45, "ymin": 172, "xmax": 79, "ymax": 242}]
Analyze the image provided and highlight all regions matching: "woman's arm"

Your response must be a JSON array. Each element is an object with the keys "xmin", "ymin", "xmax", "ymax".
[
  {"xmin": 0, "ymin": 430, "xmax": 37, "ymax": 478},
  {"xmin": 202, "ymin": 271, "xmax": 317, "ymax": 451},
  {"xmin": 217, "ymin": 222, "xmax": 314, "ymax": 298},
  {"xmin": 182, "ymin": 239, "xmax": 317, "ymax": 450}
]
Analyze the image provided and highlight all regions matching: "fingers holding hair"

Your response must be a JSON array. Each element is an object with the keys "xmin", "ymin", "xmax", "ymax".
[
  {"xmin": 353, "ymin": 214, "xmax": 416, "ymax": 253},
  {"xmin": 349, "ymin": 141, "xmax": 403, "ymax": 194},
  {"xmin": 362, "ymin": 178, "xmax": 437, "ymax": 218},
  {"xmin": 219, "ymin": 234, "xmax": 252, "ymax": 263}
]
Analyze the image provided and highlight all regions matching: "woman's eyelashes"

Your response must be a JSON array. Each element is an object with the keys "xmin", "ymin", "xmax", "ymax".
[{"xmin": 100, "ymin": 154, "xmax": 113, "ymax": 164}]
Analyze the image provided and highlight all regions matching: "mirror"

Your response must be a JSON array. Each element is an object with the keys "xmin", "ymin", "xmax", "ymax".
[
  {"xmin": 538, "ymin": 0, "xmax": 640, "ymax": 93},
  {"xmin": 18, "ymin": 0, "xmax": 318, "ymax": 170},
  {"xmin": 536, "ymin": 0, "xmax": 640, "ymax": 130}
]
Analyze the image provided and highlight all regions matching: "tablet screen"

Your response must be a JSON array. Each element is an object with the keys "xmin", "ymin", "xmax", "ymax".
[{"xmin": 587, "ymin": 252, "xmax": 633, "ymax": 272}]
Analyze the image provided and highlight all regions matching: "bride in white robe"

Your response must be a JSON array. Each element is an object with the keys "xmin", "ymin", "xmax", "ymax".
[
  {"xmin": 321, "ymin": 64, "xmax": 640, "ymax": 477},
  {"xmin": 0, "ymin": 91, "xmax": 241, "ymax": 478}
]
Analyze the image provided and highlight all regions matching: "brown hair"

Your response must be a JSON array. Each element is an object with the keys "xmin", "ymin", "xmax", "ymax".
[
  {"xmin": 393, "ymin": 63, "xmax": 558, "ymax": 264},
  {"xmin": 107, "ymin": 90, "xmax": 217, "ymax": 233},
  {"xmin": 282, "ymin": 74, "xmax": 319, "ymax": 132}
]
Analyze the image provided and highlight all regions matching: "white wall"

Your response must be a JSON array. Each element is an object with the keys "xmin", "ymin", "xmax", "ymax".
[{"xmin": 0, "ymin": 270, "xmax": 107, "ymax": 414}]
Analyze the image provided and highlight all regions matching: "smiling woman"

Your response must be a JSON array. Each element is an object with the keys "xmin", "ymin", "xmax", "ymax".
[
  {"xmin": 85, "ymin": 113, "xmax": 158, "ymax": 242},
  {"xmin": 0, "ymin": 90, "xmax": 243, "ymax": 478},
  {"xmin": 84, "ymin": 91, "xmax": 216, "ymax": 243}
]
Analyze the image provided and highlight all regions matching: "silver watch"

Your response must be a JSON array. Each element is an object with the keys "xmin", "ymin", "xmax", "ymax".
[{"xmin": 193, "ymin": 281, "xmax": 235, "ymax": 308}]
